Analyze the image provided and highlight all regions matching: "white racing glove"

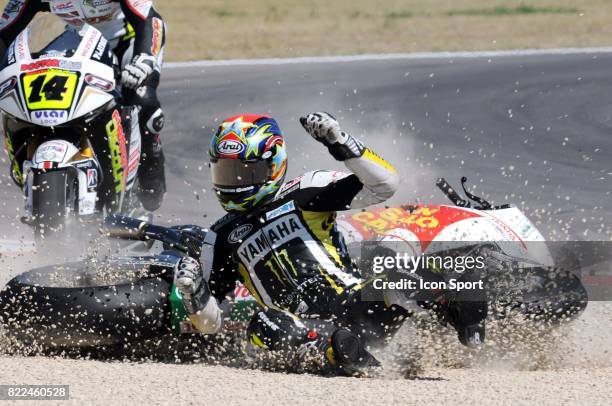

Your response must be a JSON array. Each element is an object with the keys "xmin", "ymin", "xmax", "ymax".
[
  {"xmin": 300, "ymin": 111, "xmax": 399, "ymax": 207},
  {"xmin": 174, "ymin": 256, "xmax": 223, "ymax": 334},
  {"xmin": 299, "ymin": 112, "xmax": 365, "ymax": 161},
  {"xmin": 121, "ymin": 54, "xmax": 157, "ymax": 89}
]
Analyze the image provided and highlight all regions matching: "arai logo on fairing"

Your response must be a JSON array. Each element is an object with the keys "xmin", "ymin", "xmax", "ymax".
[
  {"xmin": 217, "ymin": 140, "xmax": 245, "ymax": 155},
  {"xmin": 228, "ymin": 224, "xmax": 253, "ymax": 243}
]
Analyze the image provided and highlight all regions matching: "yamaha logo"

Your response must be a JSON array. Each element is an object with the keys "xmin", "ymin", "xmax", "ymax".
[
  {"xmin": 217, "ymin": 140, "xmax": 245, "ymax": 155},
  {"xmin": 228, "ymin": 224, "xmax": 253, "ymax": 243}
]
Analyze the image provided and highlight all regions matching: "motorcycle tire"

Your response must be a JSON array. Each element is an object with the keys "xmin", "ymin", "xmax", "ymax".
[
  {"xmin": 521, "ymin": 267, "xmax": 588, "ymax": 321},
  {"xmin": 31, "ymin": 170, "xmax": 76, "ymax": 240},
  {"xmin": 0, "ymin": 259, "xmax": 171, "ymax": 348},
  {"xmin": 492, "ymin": 267, "xmax": 588, "ymax": 323}
]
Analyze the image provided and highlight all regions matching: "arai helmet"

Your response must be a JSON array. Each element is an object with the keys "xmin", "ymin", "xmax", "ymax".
[{"xmin": 210, "ymin": 115, "xmax": 287, "ymax": 212}]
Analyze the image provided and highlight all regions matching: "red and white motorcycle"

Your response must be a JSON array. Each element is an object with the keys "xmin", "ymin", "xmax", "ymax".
[
  {"xmin": 0, "ymin": 25, "xmax": 142, "ymax": 240},
  {"xmin": 0, "ymin": 178, "xmax": 588, "ymax": 349}
]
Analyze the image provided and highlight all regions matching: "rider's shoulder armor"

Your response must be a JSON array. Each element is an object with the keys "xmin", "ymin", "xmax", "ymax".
[{"xmin": 275, "ymin": 170, "xmax": 350, "ymax": 201}]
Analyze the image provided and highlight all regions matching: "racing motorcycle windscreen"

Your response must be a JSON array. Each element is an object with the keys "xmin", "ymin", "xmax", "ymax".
[{"xmin": 210, "ymin": 158, "xmax": 272, "ymax": 187}]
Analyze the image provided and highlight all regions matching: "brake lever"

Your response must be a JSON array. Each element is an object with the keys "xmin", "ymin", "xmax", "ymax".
[
  {"xmin": 436, "ymin": 178, "xmax": 470, "ymax": 207},
  {"xmin": 101, "ymin": 214, "xmax": 149, "ymax": 240}
]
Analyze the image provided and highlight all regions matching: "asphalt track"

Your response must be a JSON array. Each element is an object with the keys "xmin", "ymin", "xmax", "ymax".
[
  {"xmin": 156, "ymin": 51, "xmax": 612, "ymax": 240},
  {"xmin": 1, "ymin": 51, "xmax": 611, "ymax": 243},
  {"xmin": 0, "ymin": 51, "xmax": 611, "ymax": 405}
]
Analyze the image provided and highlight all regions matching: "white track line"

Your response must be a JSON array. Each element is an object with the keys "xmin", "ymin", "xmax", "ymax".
[
  {"xmin": 165, "ymin": 47, "xmax": 612, "ymax": 69},
  {"xmin": 0, "ymin": 239, "xmax": 36, "ymax": 255}
]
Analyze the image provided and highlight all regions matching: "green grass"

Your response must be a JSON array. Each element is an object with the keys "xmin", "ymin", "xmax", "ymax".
[
  {"xmin": 141, "ymin": 1, "xmax": 612, "ymax": 60},
  {"xmin": 211, "ymin": 9, "xmax": 246, "ymax": 18},
  {"xmin": 385, "ymin": 11, "xmax": 414, "ymax": 20},
  {"xmin": 382, "ymin": 5, "xmax": 579, "ymax": 23},
  {"xmin": 447, "ymin": 4, "xmax": 580, "ymax": 17}
]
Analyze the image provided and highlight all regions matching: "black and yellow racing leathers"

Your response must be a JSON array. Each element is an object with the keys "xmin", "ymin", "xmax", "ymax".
[{"xmin": 189, "ymin": 141, "xmax": 410, "ymax": 371}]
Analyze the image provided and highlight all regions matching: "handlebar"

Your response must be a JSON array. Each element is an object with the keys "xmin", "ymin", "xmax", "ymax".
[
  {"xmin": 101, "ymin": 214, "xmax": 205, "ymax": 258},
  {"xmin": 436, "ymin": 177, "xmax": 511, "ymax": 210}
]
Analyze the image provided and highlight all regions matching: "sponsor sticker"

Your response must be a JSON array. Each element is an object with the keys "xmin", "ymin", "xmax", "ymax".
[
  {"xmin": 216, "ymin": 139, "xmax": 245, "ymax": 155},
  {"xmin": 151, "ymin": 17, "xmax": 163, "ymax": 56},
  {"xmin": 20, "ymin": 59, "xmax": 82, "ymax": 72},
  {"xmin": 33, "ymin": 110, "xmax": 66, "ymax": 119},
  {"xmin": 16, "ymin": 33, "xmax": 27, "ymax": 60},
  {"xmin": 228, "ymin": 224, "xmax": 253, "ymax": 243},
  {"xmin": 106, "ymin": 110, "xmax": 128, "ymax": 193},
  {"xmin": 32, "ymin": 110, "xmax": 67, "ymax": 125},
  {"xmin": 92, "ymin": 37, "xmax": 108, "ymax": 61},
  {"xmin": 52, "ymin": 1, "xmax": 75, "ymax": 11},
  {"xmin": 518, "ymin": 218, "xmax": 535, "ymax": 239},
  {"xmin": 180, "ymin": 320, "xmax": 197, "ymax": 334},
  {"xmin": 233, "ymin": 284, "xmax": 253, "ymax": 302},
  {"xmin": 277, "ymin": 176, "xmax": 303, "ymax": 198},
  {"xmin": 87, "ymin": 169, "xmax": 98, "ymax": 188},
  {"xmin": 6, "ymin": 43, "xmax": 15, "ymax": 65},
  {"xmin": 279, "ymin": 175, "xmax": 303, "ymax": 192},
  {"xmin": 79, "ymin": 29, "xmax": 100, "ymax": 58},
  {"xmin": 79, "ymin": 195, "xmax": 96, "ymax": 215},
  {"xmin": 34, "ymin": 141, "xmax": 69, "ymax": 163},
  {"xmin": 265, "ymin": 201, "xmax": 296, "ymax": 221},
  {"xmin": 126, "ymin": 0, "xmax": 153, "ymax": 19},
  {"xmin": 0, "ymin": 77, "xmax": 16, "ymax": 98},
  {"xmin": 85, "ymin": 74, "xmax": 114, "ymax": 91},
  {"xmin": 83, "ymin": 0, "xmax": 112, "ymax": 8},
  {"xmin": 0, "ymin": 0, "xmax": 22, "ymax": 30},
  {"xmin": 237, "ymin": 214, "xmax": 307, "ymax": 268}
]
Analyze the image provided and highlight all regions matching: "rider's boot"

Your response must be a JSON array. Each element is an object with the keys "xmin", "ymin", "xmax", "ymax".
[
  {"xmin": 443, "ymin": 300, "xmax": 487, "ymax": 347},
  {"xmin": 383, "ymin": 258, "xmax": 487, "ymax": 348},
  {"xmin": 137, "ymin": 108, "xmax": 166, "ymax": 211},
  {"xmin": 324, "ymin": 328, "xmax": 381, "ymax": 376},
  {"xmin": 423, "ymin": 270, "xmax": 488, "ymax": 348},
  {"xmin": 247, "ymin": 309, "xmax": 380, "ymax": 376}
]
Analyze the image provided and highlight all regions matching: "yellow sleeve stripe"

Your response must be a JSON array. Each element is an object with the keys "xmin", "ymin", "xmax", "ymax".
[
  {"xmin": 238, "ymin": 264, "xmax": 268, "ymax": 309},
  {"xmin": 319, "ymin": 268, "xmax": 345, "ymax": 294},
  {"xmin": 363, "ymin": 149, "xmax": 398, "ymax": 174},
  {"xmin": 250, "ymin": 333, "xmax": 267, "ymax": 349}
]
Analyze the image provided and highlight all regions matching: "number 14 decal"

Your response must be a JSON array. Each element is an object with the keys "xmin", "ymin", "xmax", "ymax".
[
  {"xmin": 22, "ymin": 70, "xmax": 78, "ymax": 110},
  {"xmin": 27, "ymin": 75, "xmax": 69, "ymax": 103}
]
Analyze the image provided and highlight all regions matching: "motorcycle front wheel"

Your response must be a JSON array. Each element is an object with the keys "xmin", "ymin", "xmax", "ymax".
[
  {"xmin": 31, "ymin": 170, "xmax": 75, "ymax": 241},
  {"xmin": 0, "ymin": 258, "xmax": 171, "ymax": 349}
]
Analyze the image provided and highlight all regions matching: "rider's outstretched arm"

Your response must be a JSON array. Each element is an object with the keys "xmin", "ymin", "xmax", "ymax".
[
  {"xmin": 119, "ymin": 0, "xmax": 166, "ymax": 58},
  {"xmin": 297, "ymin": 112, "xmax": 399, "ymax": 210},
  {"xmin": 0, "ymin": 0, "xmax": 48, "ymax": 51}
]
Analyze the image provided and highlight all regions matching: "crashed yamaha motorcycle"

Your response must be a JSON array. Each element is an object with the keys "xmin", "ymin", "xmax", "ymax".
[
  {"xmin": 0, "ymin": 25, "xmax": 141, "ymax": 239},
  {"xmin": 0, "ymin": 178, "xmax": 588, "ymax": 350}
]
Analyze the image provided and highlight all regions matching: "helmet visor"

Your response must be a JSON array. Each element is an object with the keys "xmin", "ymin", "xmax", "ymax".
[{"xmin": 210, "ymin": 158, "xmax": 273, "ymax": 187}]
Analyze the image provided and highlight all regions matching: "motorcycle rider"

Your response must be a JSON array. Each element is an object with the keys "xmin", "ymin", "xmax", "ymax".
[
  {"xmin": 173, "ymin": 112, "xmax": 487, "ymax": 374},
  {"xmin": 0, "ymin": 0, "xmax": 166, "ymax": 211}
]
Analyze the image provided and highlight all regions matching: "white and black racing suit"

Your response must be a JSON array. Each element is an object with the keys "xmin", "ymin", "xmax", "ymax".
[
  {"xmin": 184, "ymin": 137, "xmax": 415, "ymax": 371},
  {"xmin": 0, "ymin": 0, "xmax": 167, "ymax": 210}
]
